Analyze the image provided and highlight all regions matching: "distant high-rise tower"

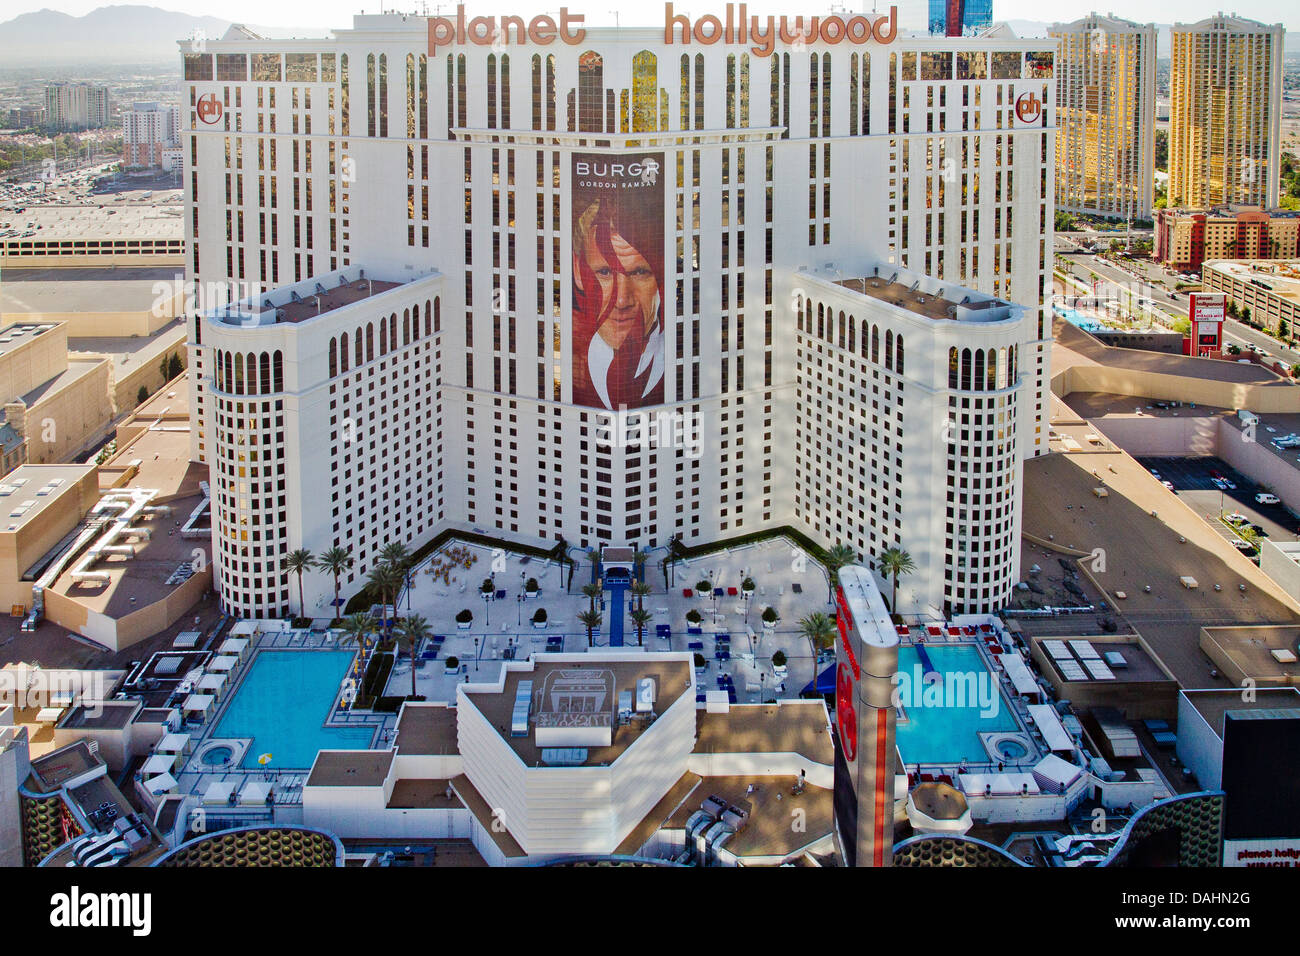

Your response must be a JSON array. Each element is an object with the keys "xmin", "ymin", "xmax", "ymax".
[
  {"xmin": 1051, "ymin": 13, "xmax": 1156, "ymax": 220},
  {"xmin": 928, "ymin": 0, "xmax": 993, "ymax": 37},
  {"xmin": 1168, "ymin": 13, "xmax": 1283, "ymax": 210},
  {"xmin": 43, "ymin": 82, "xmax": 110, "ymax": 130}
]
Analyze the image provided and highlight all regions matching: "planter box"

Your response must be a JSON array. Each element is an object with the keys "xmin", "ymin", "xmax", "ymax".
[
  {"xmin": 532, "ymin": 621, "xmax": 548, "ymax": 629},
  {"xmin": 762, "ymin": 620, "xmax": 776, "ymax": 630},
  {"xmin": 525, "ymin": 590, "xmax": 540, "ymax": 599},
  {"xmin": 456, "ymin": 621, "xmax": 472, "ymax": 630},
  {"xmin": 444, "ymin": 664, "xmax": 460, "ymax": 675}
]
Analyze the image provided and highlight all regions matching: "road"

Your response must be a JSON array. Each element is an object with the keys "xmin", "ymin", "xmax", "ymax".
[{"xmin": 1054, "ymin": 232, "xmax": 1300, "ymax": 368}]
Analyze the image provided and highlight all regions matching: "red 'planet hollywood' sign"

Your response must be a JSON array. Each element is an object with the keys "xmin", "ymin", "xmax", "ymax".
[{"xmin": 429, "ymin": 3, "xmax": 899, "ymax": 56}]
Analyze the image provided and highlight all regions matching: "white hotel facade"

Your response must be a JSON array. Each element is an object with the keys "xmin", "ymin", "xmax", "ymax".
[{"xmin": 182, "ymin": 7, "xmax": 1055, "ymax": 621}]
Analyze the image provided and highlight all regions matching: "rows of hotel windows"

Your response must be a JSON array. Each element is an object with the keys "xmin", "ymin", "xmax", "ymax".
[
  {"xmin": 184, "ymin": 46, "xmax": 1054, "ymax": 138},
  {"xmin": 947, "ymin": 345, "xmax": 1018, "ymax": 391},
  {"xmin": 943, "ymin": 392, "xmax": 1017, "ymax": 612},
  {"xmin": 327, "ymin": 298, "xmax": 441, "ymax": 378},
  {"xmin": 214, "ymin": 349, "xmax": 283, "ymax": 395},
  {"xmin": 797, "ymin": 298, "xmax": 906, "ymax": 374}
]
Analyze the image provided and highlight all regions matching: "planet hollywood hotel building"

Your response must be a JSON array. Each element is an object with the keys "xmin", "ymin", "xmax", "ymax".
[{"xmin": 182, "ymin": 5, "xmax": 1055, "ymax": 621}]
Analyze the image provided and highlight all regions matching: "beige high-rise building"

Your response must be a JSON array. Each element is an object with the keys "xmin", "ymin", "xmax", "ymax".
[
  {"xmin": 1168, "ymin": 13, "xmax": 1283, "ymax": 210},
  {"xmin": 1051, "ymin": 13, "xmax": 1156, "ymax": 220}
]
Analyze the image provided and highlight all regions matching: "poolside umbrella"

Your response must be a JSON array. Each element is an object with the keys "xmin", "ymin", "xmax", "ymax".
[{"xmin": 258, "ymin": 753, "xmax": 273, "ymax": 767}]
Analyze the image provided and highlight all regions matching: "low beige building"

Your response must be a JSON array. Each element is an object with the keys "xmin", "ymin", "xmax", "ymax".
[
  {"xmin": 0, "ymin": 322, "xmax": 115, "ymax": 471},
  {"xmin": 0, "ymin": 464, "xmax": 100, "ymax": 615}
]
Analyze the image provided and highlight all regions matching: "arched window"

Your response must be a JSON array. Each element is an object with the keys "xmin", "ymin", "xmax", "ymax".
[
  {"xmin": 948, "ymin": 347, "xmax": 959, "ymax": 389},
  {"xmin": 380, "ymin": 317, "xmax": 387, "ymax": 354},
  {"xmin": 234, "ymin": 353, "xmax": 244, "ymax": 395},
  {"xmin": 403, "ymin": 308, "xmax": 410, "ymax": 346},
  {"xmin": 885, "ymin": 330, "xmax": 894, "ymax": 371},
  {"xmin": 838, "ymin": 311, "xmax": 846, "ymax": 349},
  {"xmin": 329, "ymin": 339, "xmax": 338, "ymax": 378},
  {"xmin": 578, "ymin": 51, "xmax": 603, "ymax": 133},
  {"xmin": 355, "ymin": 327, "xmax": 363, "ymax": 367},
  {"xmin": 433, "ymin": 296, "xmax": 440, "ymax": 333},
  {"xmin": 816, "ymin": 303, "xmax": 824, "ymax": 340},
  {"xmin": 960, "ymin": 348, "xmax": 972, "ymax": 390},
  {"xmin": 896, "ymin": 335, "xmax": 905, "ymax": 375},
  {"xmin": 260, "ymin": 351, "xmax": 271, "ymax": 394},
  {"xmin": 390, "ymin": 313, "xmax": 397, "ymax": 351},
  {"xmin": 871, "ymin": 326, "xmax": 880, "ymax": 364},
  {"xmin": 366, "ymin": 323, "xmax": 374, "ymax": 362},
  {"xmin": 273, "ymin": 351, "xmax": 283, "ymax": 392},
  {"xmin": 340, "ymin": 332, "xmax": 349, "ymax": 373},
  {"xmin": 973, "ymin": 349, "xmax": 985, "ymax": 390},
  {"xmin": 632, "ymin": 50, "xmax": 658, "ymax": 132},
  {"xmin": 848, "ymin": 316, "xmax": 856, "ymax": 353}
]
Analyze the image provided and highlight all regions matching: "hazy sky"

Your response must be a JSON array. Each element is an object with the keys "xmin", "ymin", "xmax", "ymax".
[{"xmin": 5, "ymin": 0, "xmax": 1297, "ymax": 31}]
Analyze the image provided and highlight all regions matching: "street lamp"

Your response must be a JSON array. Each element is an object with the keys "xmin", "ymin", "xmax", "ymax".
[
  {"xmin": 482, "ymin": 589, "xmax": 491, "ymax": 626},
  {"xmin": 473, "ymin": 636, "xmax": 480, "ymax": 672},
  {"xmin": 517, "ymin": 593, "xmax": 523, "ymax": 627}
]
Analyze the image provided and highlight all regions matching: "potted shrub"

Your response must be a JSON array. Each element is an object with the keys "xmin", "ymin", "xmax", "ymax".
[
  {"xmin": 444, "ymin": 655, "xmax": 460, "ymax": 675},
  {"xmin": 480, "ymin": 577, "xmax": 495, "ymax": 595},
  {"xmin": 686, "ymin": 608, "xmax": 703, "ymax": 625},
  {"xmin": 455, "ymin": 609, "xmax": 473, "ymax": 629},
  {"xmin": 772, "ymin": 650, "xmax": 789, "ymax": 677},
  {"xmin": 525, "ymin": 577, "xmax": 540, "ymax": 597},
  {"xmin": 741, "ymin": 577, "xmax": 756, "ymax": 595},
  {"xmin": 696, "ymin": 578, "xmax": 713, "ymax": 596},
  {"xmin": 693, "ymin": 652, "xmax": 707, "ymax": 671},
  {"xmin": 761, "ymin": 606, "xmax": 779, "ymax": 630},
  {"xmin": 532, "ymin": 608, "xmax": 548, "ymax": 628}
]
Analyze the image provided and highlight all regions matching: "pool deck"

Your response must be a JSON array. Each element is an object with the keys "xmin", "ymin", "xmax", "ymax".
[{"xmin": 173, "ymin": 636, "xmax": 395, "ymax": 810}]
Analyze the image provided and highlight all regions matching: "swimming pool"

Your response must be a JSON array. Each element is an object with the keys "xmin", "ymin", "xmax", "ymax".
[
  {"xmin": 213, "ymin": 651, "xmax": 374, "ymax": 769},
  {"xmin": 893, "ymin": 644, "xmax": 1019, "ymax": 766}
]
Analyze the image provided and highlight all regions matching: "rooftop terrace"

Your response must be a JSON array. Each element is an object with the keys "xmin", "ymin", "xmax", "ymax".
[
  {"xmin": 831, "ymin": 273, "xmax": 1013, "ymax": 323},
  {"xmin": 464, "ymin": 657, "xmax": 693, "ymax": 768}
]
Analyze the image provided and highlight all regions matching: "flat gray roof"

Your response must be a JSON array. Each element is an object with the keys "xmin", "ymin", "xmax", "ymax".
[
  {"xmin": 1183, "ymin": 687, "xmax": 1300, "ymax": 738},
  {"xmin": 0, "ymin": 322, "xmax": 58, "ymax": 357},
  {"xmin": 59, "ymin": 700, "xmax": 139, "ymax": 730},
  {"xmin": 1, "ymin": 267, "xmax": 182, "ymax": 314},
  {"xmin": 306, "ymin": 749, "xmax": 394, "ymax": 788}
]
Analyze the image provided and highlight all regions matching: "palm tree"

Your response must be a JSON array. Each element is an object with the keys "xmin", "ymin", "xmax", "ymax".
[
  {"xmin": 284, "ymin": 548, "xmax": 314, "ymax": 620},
  {"xmin": 798, "ymin": 612, "xmax": 836, "ymax": 687},
  {"xmin": 393, "ymin": 614, "xmax": 431, "ymax": 701},
  {"xmin": 581, "ymin": 582, "xmax": 601, "ymax": 614},
  {"xmin": 631, "ymin": 580, "xmax": 652, "ymax": 614},
  {"xmin": 578, "ymin": 609, "xmax": 602, "ymax": 647},
  {"xmin": 338, "ymin": 612, "xmax": 373, "ymax": 677},
  {"xmin": 315, "ymin": 546, "xmax": 354, "ymax": 623},
  {"xmin": 629, "ymin": 608, "xmax": 652, "ymax": 647},
  {"xmin": 878, "ymin": 547, "xmax": 917, "ymax": 613},
  {"xmin": 822, "ymin": 542, "xmax": 858, "ymax": 603},
  {"xmin": 366, "ymin": 562, "xmax": 404, "ymax": 640},
  {"xmin": 378, "ymin": 541, "xmax": 411, "ymax": 572}
]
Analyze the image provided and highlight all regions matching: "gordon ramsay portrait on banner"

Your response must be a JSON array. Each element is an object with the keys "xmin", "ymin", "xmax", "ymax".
[{"xmin": 570, "ymin": 151, "xmax": 666, "ymax": 410}]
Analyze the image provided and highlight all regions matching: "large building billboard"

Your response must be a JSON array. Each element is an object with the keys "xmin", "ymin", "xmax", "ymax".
[{"xmin": 571, "ymin": 152, "xmax": 665, "ymax": 410}]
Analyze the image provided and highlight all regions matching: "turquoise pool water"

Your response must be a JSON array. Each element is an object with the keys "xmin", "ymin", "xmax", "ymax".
[
  {"xmin": 893, "ymin": 644, "xmax": 1019, "ymax": 765},
  {"xmin": 213, "ymin": 651, "xmax": 374, "ymax": 769},
  {"xmin": 1053, "ymin": 307, "xmax": 1105, "ymax": 332}
]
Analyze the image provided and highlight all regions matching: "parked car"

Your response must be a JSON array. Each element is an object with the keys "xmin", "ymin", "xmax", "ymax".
[
  {"xmin": 1232, "ymin": 540, "xmax": 1254, "ymax": 552},
  {"xmin": 1256, "ymin": 493, "xmax": 1281, "ymax": 505},
  {"xmin": 1225, "ymin": 513, "xmax": 1250, "ymax": 525}
]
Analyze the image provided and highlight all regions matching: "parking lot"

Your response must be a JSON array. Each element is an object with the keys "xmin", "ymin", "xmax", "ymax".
[{"xmin": 1136, "ymin": 456, "xmax": 1300, "ymax": 555}]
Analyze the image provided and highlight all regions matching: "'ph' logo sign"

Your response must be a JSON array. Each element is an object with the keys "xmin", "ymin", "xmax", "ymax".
[{"xmin": 197, "ymin": 93, "xmax": 223, "ymax": 125}]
